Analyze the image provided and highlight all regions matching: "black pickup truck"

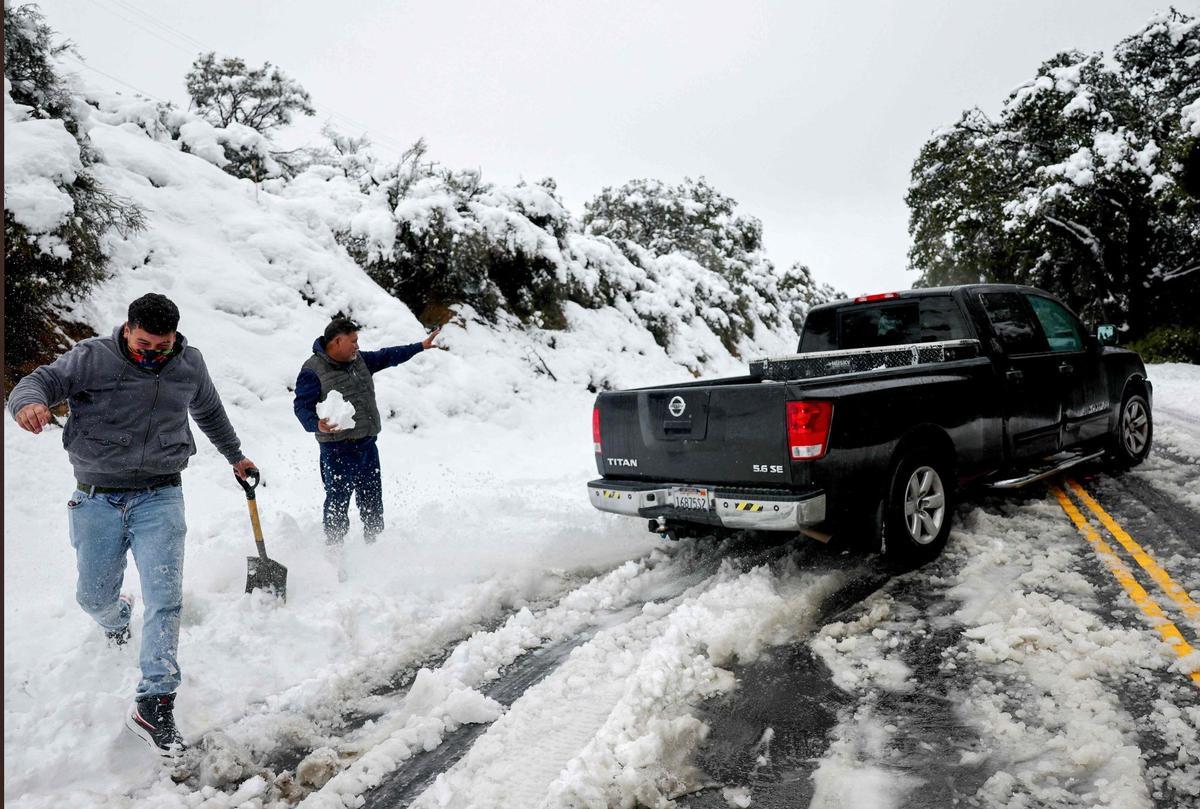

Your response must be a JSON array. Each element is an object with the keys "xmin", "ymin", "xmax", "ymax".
[{"xmin": 588, "ymin": 284, "xmax": 1153, "ymax": 563}]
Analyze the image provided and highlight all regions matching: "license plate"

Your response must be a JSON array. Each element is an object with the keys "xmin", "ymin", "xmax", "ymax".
[{"xmin": 670, "ymin": 486, "xmax": 710, "ymax": 511}]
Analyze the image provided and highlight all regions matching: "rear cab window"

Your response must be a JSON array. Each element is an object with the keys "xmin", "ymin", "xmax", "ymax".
[{"xmin": 798, "ymin": 295, "xmax": 970, "ymax": 352}]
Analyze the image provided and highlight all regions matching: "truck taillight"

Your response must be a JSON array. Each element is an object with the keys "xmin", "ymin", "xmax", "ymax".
[
  {"xmin": 786, "ymin": 401, "xmax": 833, "ymax": 460},
  {"xmin": 593, "ymin": 407, "xmax": 602, "ymax": 453}
]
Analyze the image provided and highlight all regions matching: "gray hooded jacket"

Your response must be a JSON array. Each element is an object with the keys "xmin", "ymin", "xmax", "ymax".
[{"xmin": 6, "ymin": 326, "xmax": 245, "ymax": 487}]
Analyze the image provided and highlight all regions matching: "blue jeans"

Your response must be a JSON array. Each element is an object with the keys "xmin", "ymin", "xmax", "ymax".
[
  {"xmin": 319, "ymin": 437, "xmax": 383, "ymax": 544},
  {"xmin": 68, "ymin": 484, "xmax": 187, "ymax": 698}
]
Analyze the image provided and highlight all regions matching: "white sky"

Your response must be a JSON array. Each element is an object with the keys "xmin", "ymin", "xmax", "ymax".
[{"xmin": 35, "ymin": 0, "xmax": 1182, "ymax": 294}]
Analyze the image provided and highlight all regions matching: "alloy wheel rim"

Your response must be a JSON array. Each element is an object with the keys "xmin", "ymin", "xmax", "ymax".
[
  {"xmin": 903, "ymin": 465, "xmax": 945, "ymax": 545},
  {"xmin": 1122, "ymin": 398, "xmax": 1148, "ymax": 456}
]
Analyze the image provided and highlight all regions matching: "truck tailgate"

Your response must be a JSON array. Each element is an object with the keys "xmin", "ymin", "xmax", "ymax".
[{"xmin": 596, "ymin": 381, "xmax": 792, "ymax": 486}]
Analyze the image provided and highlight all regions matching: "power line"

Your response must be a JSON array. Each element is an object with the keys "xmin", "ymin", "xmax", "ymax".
[
  {"xmin": 91, "ymin": 0, "xmax": 201, "ymax": 57},
  {"xmin": 63, "ymin": 55, "xmax": 165, "ymax": 103},
  {"xmin": 107, "ymin": 0, "xmax": 208, "ymax": 51}
]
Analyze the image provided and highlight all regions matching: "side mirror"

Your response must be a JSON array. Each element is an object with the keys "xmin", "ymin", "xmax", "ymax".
[{"xmin": 1096, "ymin": 324, "xmax": 1117, "ymax": 346}]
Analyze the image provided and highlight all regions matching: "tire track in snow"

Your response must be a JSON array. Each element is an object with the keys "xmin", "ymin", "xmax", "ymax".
[
  {"xmin": 287, "ymin": 535, "xmax": 746, "ymax": 808},
  {"xmin": 398, "ymin": 541, "xmax": 862, "ymax": 808},
  {"xmin": 357, "ymin": 536, "xmax": 809, "ymax": 808},
  {"xmin": 678, "ymin": 552, "xmax": 990, "ymax": 809},
  {"xmin": 1156, "ymin": 404, "xmax": 1200, "ymax": 430}
]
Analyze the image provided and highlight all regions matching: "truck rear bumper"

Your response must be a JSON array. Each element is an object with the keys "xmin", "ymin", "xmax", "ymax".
[{"xmin": 587, "ymin": 479, "xmax": 826, "ymax": 532}]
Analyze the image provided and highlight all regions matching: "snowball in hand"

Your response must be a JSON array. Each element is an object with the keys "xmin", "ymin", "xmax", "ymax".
[{"xmin": 316, "ymin": 390, "xmax": 357, "ymax": 429}]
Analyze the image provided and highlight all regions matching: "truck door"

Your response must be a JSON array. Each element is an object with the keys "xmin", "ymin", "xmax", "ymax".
[
  {"xmin": 1024, "ymin": 293, "xmax": 1109, "ymax": 447},
  {"xmin": 977, "ymin": 291, "xmax": 1062, "ymax": 460}
]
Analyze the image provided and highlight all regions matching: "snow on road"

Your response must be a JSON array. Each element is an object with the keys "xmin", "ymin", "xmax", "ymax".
[
  {"xmin": 800, "ymin": 404, "xmax": 1200, "ymax": 809},
  {"xmin": 6, "ymin": 52, "xmax": 1200, "ymax": 809}
]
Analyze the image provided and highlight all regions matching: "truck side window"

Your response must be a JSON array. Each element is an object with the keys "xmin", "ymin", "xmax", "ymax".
[
  {"xmin": 1025, "ymin": 295, "xmax": 1083, "ymax": 352},
  {"xmin": 979, "ymin": 292, "xmax": 1048, "ymax": 354}
]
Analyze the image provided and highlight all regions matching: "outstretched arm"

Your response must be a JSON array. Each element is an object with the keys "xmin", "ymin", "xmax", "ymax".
[{"xmin": 360, "ymin": 342, "xmax": 425, "ymax": 374}]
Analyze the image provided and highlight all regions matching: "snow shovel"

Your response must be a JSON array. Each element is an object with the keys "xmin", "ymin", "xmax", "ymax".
[{"xmin": 236, "ymin": 469, "xmax": 288, "ymax": 601}]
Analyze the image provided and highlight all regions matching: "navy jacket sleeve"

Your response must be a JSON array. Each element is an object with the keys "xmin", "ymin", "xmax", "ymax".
[
  {"xmin": 361, "ymin": 342, "xmax": 424, "ymax": 375},
  {"xmin": 293, "ymin": 368, "xmax": 322, "ymax": 432}
]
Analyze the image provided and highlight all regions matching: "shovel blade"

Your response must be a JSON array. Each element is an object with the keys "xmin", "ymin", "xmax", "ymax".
[{"xmin": 246, "ymin": 555, "xmax": 288, "ymax": 601}]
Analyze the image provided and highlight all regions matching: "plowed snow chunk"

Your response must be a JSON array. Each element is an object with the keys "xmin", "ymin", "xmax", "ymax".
[
  {"xmin": 297, "ymin": 747, "xmax": 341, "ymax": 789},
  {"xmin": 444, "ymin": 688, "xmax": 503, "ymax": 726}
]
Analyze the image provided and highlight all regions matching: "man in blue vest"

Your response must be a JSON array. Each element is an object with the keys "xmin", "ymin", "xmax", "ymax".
[
  {"xmin": 8, "ymin": 292, "xmax": 256, "ymax": 758},
  {"xmin": 293, "ymin": 317, "xmax": 440, "ymax": 545}
]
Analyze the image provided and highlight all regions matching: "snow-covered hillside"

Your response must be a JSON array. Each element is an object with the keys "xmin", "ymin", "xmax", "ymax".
[{"xmin": 3, "ymin": 53, "xmax": 810, "ymax": 808}]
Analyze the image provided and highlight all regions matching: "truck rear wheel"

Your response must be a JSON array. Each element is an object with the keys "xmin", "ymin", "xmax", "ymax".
[
  {"xmin": 1106, "ymin": 392, "xmax": 1152, "ymax": 469},
  {"xmin": 881, "ymin": 449, "xmax": 953, "ymax": 566}
]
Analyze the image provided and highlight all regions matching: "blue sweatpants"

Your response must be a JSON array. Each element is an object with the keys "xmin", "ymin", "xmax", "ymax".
[{"xmin": 319, "ymin": 436, "xmax": 383, "ymax": 544}]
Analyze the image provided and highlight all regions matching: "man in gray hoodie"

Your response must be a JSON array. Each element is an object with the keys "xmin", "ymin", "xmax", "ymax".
[{"xmin": 8, "ymin": 292, "xmax": 255, "ymax": 758}]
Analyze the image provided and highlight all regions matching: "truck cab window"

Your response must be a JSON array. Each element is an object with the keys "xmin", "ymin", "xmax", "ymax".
[
  {"xmin": 798, "ymin": 309, "xmax": 837, "ymax": 352},
  {"xmin": 799, "ymin": 295, "xmax": 970, "ymax": 353},
  {"xmin": 1025, "ymin": 295, "xmax": 1083, "ymax": 352},
  {"xmin": 919, "ymin": 296, "xmax": 970, "ymax": 342},
  {"xmin": 979, "ymin": 292, "xmax": 1048, "ymax": 354},
  {"xmin": 839, "ymin": 303, "xmax": 921, "ymax": 349}
]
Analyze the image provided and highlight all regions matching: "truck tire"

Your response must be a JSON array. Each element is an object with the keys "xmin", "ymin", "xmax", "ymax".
[
  {"xmin": 881, "ymin": 449, "xmax": 953, "ymax": 566},
  {"xmin": 1106, "ymin": 392, "xmax": 1152, "ymax": 469}
]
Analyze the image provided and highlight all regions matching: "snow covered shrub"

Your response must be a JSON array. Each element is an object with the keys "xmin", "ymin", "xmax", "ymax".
[
  {"xmin": 1128, "ymin": 325, "xmax": 1200, "ymax": 364},
  {"xmin": 3, "ymin": 3, "xmax": 144, "ymax": 381},
  {"xmin": 585, "ymin": 177, "xmax": 762, "ymax": 276},
  {"xmin": 184, "ymin": 52, "xmax": 313, "ymax": 180},
  {"xmin": 293, "ymin": 135, "xmax": 836, "ymax": 361},
  {"xmin": 339, "ymin": 143, "xmax": 574, "ymax": 328},
  {"xmin": 907, "ymin": 9, "xmax": 1200, "ymax": 338},
  {"xmin": 584, "ymin": 177, "xmax": 822, "ymax": 349}
]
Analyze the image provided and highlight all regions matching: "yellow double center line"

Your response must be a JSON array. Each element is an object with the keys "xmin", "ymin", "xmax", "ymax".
[{"xmin": 1051, "ymin": 479, "xmax": 1200, "ymax": 688}]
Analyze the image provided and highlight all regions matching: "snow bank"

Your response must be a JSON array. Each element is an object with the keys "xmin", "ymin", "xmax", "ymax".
[{"xmin": 3, "ymin": 78, "xmax": 82, "ymax": 237}]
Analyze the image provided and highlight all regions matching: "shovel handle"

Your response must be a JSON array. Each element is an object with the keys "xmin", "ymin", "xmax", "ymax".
[
  {"xmin": 246, "ymin": 499, "xmax": 269, "ymax": 559},
  {"xmin": 236, "ymin": 469, "xmax": 268, "ymax": 559},
  {"xmin": 235, "ymin": 468, "xmax": 261, "ymax": 500}
]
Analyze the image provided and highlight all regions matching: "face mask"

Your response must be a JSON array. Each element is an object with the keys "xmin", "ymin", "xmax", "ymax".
[{"xmin": 129, "ymin": 346, "xmax": 173, "ymax": 368}]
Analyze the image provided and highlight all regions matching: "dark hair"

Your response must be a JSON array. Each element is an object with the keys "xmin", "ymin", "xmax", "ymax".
[
  {"xmin": 127, "ymin": 293, "xmax": 180, "ymax": 335},
  {"xmin": 324, "ymin": 316, "xmax": 361, "ymax": 343}
]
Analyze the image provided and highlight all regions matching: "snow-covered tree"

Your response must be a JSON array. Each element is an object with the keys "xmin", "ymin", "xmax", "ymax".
[
  {"xmin": 584, "ymin": 177, "xmax": 763, "ymax": 281},
  {"xmin": 584, "ymin": 177, "xmax": 833, "ymax": 346},
  {"xmin": 3, "ymin": 2, "xmax": 144, "ymax": 381},
  {"xmin": 183, "ymin": 52, "xmax": 314, "ymax": 180},
  {"xmin": 907, "ymin": 9, "xmax": 1200, "ymax": 336},
  {"xmin": 185, "ymin": 52, "xmax": 314, "ymax": 134}
]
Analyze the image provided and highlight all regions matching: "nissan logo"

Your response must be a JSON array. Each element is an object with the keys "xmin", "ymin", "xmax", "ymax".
[{"xmin": 668, "ymin": 396, "xmax": 687, "ymax": 417}]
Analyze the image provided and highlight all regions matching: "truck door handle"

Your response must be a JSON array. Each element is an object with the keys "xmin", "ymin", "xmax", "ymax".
[
  {"xmin": 1058, "ymin": 363, "xmax": 1075, "ymax": 376},
  {"xmin": 1006, "ymin": 369, "xmax": 1024, "ymax": 383}
]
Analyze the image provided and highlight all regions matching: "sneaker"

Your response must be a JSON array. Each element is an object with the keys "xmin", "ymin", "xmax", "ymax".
[
  {"xmin": 106, "ymin": 594, "xmax": 134, "ymax": 647},
  {"xmin": 125, "ymin": 693, "xmax": 186, "ymax": 758},
  {"xmin": 106, "ymin": 624, "xmax": 132, "ymax": 647}
]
